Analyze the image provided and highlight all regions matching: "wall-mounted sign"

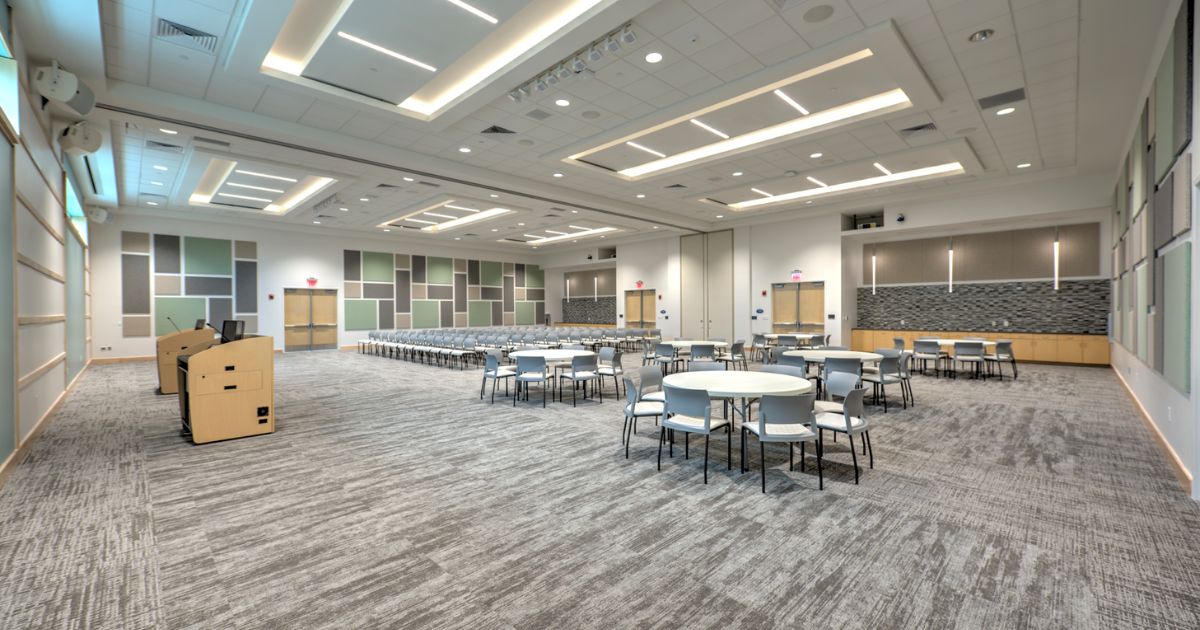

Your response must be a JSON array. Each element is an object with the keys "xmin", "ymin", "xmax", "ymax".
[
  {"xmin": 660, "ymin": 309, "xmax": 666, "ymax": 314},
  {"xmin": 790, "ymin": 269, "xmax": 803, "ymax": 281},
  {"xmin": 306, "ymin": 277, "xmax": 318, "ymax": 287},
  {"xmin": 755, "ymin": 308, "xmax": 764, "ymax": 314},
  {"xmin": 635, "ymin": 280, "xmax": 644, "ymax": 289}
]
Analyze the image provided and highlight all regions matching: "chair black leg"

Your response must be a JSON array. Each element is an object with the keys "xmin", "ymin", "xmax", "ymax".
[
  {"xmin": 866, "ymin": 431, "xmax": 874, "ymax": 468},
  {"xmin": 799, "ymin": 442, "xmax": 805, "ymax": 472},
  {"xmin": 704, "ymin": 434, "xmax": 710, "ymax": 484},
  {"xmin": 726, "ymin": 425, "xmax": 732, "ymax": 470},
  {"xmin": 685, "ymin": 433, "xmax": 689, "ymax": 459},
  {"xmin": 816, "ymin": 436, "xmax": 824, "ymax": 490},
  {"xmin": 849, "ymin": 434, "xmax": 860, "ymax": 484},
  {"xmin": 480, "ymin": 377, "xmax": 486, "ymax": 400},
  {"xmin": 789, "ymin": 443, "xmax": 794, "ymax": 471},
  {"xmin": 657, "ymin": 427, "xmax": 665, "ymax": 470},
  {"xmin": 740, "ymin": 427, "xmax": 746, "ymax": 473},
  {"xmin": 760, "ymin": 440, "xmax": 766, "ymax": 493}
]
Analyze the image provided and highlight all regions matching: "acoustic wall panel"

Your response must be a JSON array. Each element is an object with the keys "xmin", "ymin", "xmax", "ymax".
[
  {"xmin": 184, "ymin": 237, "xmax": 232, "ymax": 275},
  {"xmin": 344, "ymin": 250, "xmax": 361, "ymax": 281},
  {"xmin": 481, "ymin": 261, "xmax": 502, "ymax": 286},
  {"xmin": 209, "ymin": 297, "xmax": 232, "ymax": 327},
  {"xmin": 427, "ymin": 256, "xmax": 453, "ymax": 285},
  {"xmin": 184, "ymin": 276, "xmax": 232, "ymax": 296},
  {"xmin": 235, "ymin": 261, "xmax": 257, "ymax": 313},
  {"xmin": 395, "ymin": 271, "xmax": 410, "ymax": 312},
  {"xmin": 1163, "ymin": 243, "xmax": 1191, "ymax": 392},
  {"xmin": 412, "ymin": 300, "xmax": 439, "ymax": 329},
  {"xmin": 154, "ymin": 297, "xmax": 206, "ymax": 336},
  {"xmin": 154, "ymin": 234, "xmax": 180, "ymax": 273},
  {"xmin": 345, "ymin": 300, "xmax": 377, "ymax": 330},
  {"xmin": 363, "ymin": 251, "xmax": 393, "ymax": 283},
  {"xmin": 121, "ymin": 254, "xmax": 151, "ymax": 315}
]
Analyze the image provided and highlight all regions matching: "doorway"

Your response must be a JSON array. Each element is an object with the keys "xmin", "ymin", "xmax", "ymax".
[
  {"xmin": 624, "ymin": 289, "xmax": 657, "ymax": 327},
  {"xmin": 770, "ymin": 281, "xmax": 825, "ymax": 334},
  {"xmin": 284, "ymin": 288, "xmax": 338, "ymax": 351},
  {"xmin": 680, "ymin": 230, "xmax": 733, "ymax": 340}
]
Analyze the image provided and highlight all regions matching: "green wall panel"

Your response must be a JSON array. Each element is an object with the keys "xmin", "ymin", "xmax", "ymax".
[
  {"xmin": 345, "ymin": 299, "xmax": 378, "ymax": 331},
  {"xmin": 0, "ymin": 142, "xmax": 13, "ymax": 462},
  {"xmin": 1164, "ymin": 243, "xmax": 1191, "ymax": 393},
  {"xmin": 184, "ymin": 237, "xmax": 232, "ymax": 275},
  {"xmin": 154, "ymin": 297, "xmax": 207, "ymax": 336},
  {"xmin": 480, "ymin": 261, "xmax": 502, "ymax": 286},
  {"xmin": 515, "ymin": 301, "xmax": 536, "ymax": 325},
  {"xmin": 468, "ymin": 301, "xmax": 492, "ymax": 327},
  {"xmin": 427, "ymin": 256, "xmax": 454, "ymax": 285},
  {"xmin": 65, "ymin": 231, "xmax": 86, "ymax": 382},
  {"xmin": 526, "ymin": 264, "xmax": 544, "ymax": 288},
  {"xmin": 412, "ymin": 300, "xmax": 441, "ymax": 328},
  {"xmin": 362, "ymin": 251, "xmax": 393, "ymax": 283},
  {"xmin": 1136, "ymin": 264, "xmax": 1149, "ymax": 361},
  {"xmin": 1155, "ymin": 33, "xmax": 1175, "ymax": 184}
]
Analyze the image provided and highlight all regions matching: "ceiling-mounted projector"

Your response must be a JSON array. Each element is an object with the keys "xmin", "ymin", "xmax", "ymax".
[
  {"xmin": 59, "ymin": 122, "xmax": 102, "ymax": 155},
  {"xmin": 33, "ymin": 61, "xmax": 95, "ymax": 117}
]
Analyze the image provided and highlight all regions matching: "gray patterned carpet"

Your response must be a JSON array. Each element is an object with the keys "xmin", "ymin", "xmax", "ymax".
[{"xmin": 2, "ymin": 351, "xmax": 1199, "ymax": 629}]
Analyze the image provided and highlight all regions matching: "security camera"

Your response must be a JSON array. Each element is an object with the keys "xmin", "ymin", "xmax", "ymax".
[{"xmin": 895, "ymin": 213, "xmax": 906, "ymax": 223}]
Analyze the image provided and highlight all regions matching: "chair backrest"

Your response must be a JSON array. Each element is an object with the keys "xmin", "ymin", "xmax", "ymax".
[
  {"xmin": 751, "ymin": 333, "xmax": 766, "ymax": 347},
  {"xmin": 758, "ymin": 393, "xmax": 816, "ymax": 433},
  {"xmin": 899, "ymin": 352, "xmax": 913, "ymax": 378},
  {"xmin": 598, "ymin": 346, "xmax": 615, "ymax": 362},
  {"xmin": 689, "ymin": 361, "xmax": 725, "ymax": 372},
  {"xmin": 767, "ymin": 346, "xmax": 786, "ymax": 364},
  {"xmin": 837, "ymin": 387, "xmax": 868, "ymax": 431},
  {"xmin": 874, "ymin": 348, "xmax": 901, "ymax": 358},
  {"xmin": 762, "ymin": 365, "xmax": 807, "ymax": 379},
  {"xmin": 893, "ymin": 337, "xmax": 905, "ymax": 351},
  {"xmin": 729, "ymin": 341, "xmax": 745, "ymax": 356},
  {"xmin": 515, "ymin": 355, "xmax": 547, "ymax": 376},
  {"xmin": 914, "ymin": 339, "xmax": 940, "ymax": 354},
  {"xmin": 571, "ymin": 354, "xmax": 598, "ymax": 374},
  {"xmin": 484, "ymin": 350, "xmax": 504, "ymax": 371},
  {"xmin": 691, "ymin": 344, "xmax": 716, "ymax": 360},
  {"xmin": 664, "ymin": 384, "xmax": 712, "ymax": 427},
  {"xmin": 825, "ymin": 371, "xmax": 859, "ymax": 399},
  {"xmin": 655, "ymin": 342, "xmax": 675, "ymax": 358},
  {"xmin": 825, "ymin": 357, "xmax": 862, "ymax": 378},
  {"xmin": 954, "ymin": 341, "xmax": 984, "ymax": 357},
  {"xmin": 637, "ymin": 365, "xmax": 663, "ymax": 391},
  {"xmin": 779, "ymin": 335, "xmax": 798, "ymax": 347},
  {"xmin": 877, "ymin": 356, "xmax": 900, "ymax": 377},
  {"xmin": 623, "ymin": 375, "xmax": 641, "ymax": 407},
  {"xmin": 778, "ymin": 353, "xmax": 807, "ymax": 369},
  {"xmin": 996, "ymin": 340, "xmax": 1014, "ymax": 357}
]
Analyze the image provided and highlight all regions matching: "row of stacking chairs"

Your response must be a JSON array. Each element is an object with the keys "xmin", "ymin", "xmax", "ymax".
[
  {"xmin": 359, "ymin": 326, "xmax": 661, "ymax": 361},
  {"xmin": 360, "ymin": 330, "xmax": 481, "ymax": 369}
]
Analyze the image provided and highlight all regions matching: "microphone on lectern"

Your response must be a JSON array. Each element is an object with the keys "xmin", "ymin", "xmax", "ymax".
[
  {"xmin": 207, "ymin": 322, "xmax": 232, "ymax": 343},
  {"xmin": 166, "ymin": 316, "xmax": 181, "ymax": 333}
]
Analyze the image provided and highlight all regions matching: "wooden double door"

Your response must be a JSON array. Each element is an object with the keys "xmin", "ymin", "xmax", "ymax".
[
  {"xmin": 624, "ymin": 289, "xmax": 658, "ymax": 328},
  {"xmin": 284, "ymin": 288, "xmax": 338, "ymax": 351}
]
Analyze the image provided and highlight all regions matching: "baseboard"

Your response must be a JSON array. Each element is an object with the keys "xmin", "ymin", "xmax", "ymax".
[
  {"xmin": 1111, "ymin": 366, "xmax": 1194, "ymax": 494},
  {"xmin": 0, "ymin": 361, "xmax": 89, "ymax": 489},
  {"xmin": 89, "ymin": 354, "xmax": 155, "ymax": 364}
]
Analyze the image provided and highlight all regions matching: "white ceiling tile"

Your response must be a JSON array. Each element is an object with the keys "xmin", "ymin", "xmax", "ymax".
[
  {"xmin": 662, "ymin": 15, "xmax": 728, "ymax": 55},
  {"xmin": 635, "ymin": 0, "xmax": 702, "ymax": 37},
  {"xmin": 625, "ymin": 74, "xmax": 679, "ymax": 101},
  {"xmin": 298, "ymin": 100, "xmax": 357, "ymax": 131},
  {"xmin": 799, "ymin": 15, "xmax": 865, "ymax": 49},
  {"xmin": 686, "ymin": 38, "xmax": 752, "ymax": 73},
  {"xmin": 703, "ymin": 0, "xmax": 777, "ymax": 37},
  {"xmin": 659, "ymin": 58, "xmax": 713, "ymax": 89},
  {"xmin": 594, "ymin": 58, "xmax": 648, "ymax": 88},
  {"xmin": 204, "ymin": 74, "xmax": 265, "ymax": 111},
  {"xmin": 253, "ymin": 86, "xmax": 318, "ymax": 122}
]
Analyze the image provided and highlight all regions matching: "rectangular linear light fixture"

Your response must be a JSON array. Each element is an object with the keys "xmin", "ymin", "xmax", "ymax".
[
  {"xmin": 618, "ymin": 89, "xmax": 911, "ymax": 179},
  {"xmin": 264, "ymin": 175, "xmax": 337, "ymax": 214},
  {"xmin": 337, "ymin": 32, "xmax": 436, "ymax": 72},
  {"xmin": 227, "ymin": 182, "xmax": 285, "ymax": 194},
  {"xmin": 525, "ymin": 226, "xmax": 616, "ymax": 245},
  {"xmin": 689, "ymin": 118, "xmax": 729, "ymax": 139},
  {"xmin": 566, "ymin": 48, "xmax": 883, "ymax": 179},
  {"xmin": 444, "ymin": 0, "xmax": 498, "ymax": 24},
  {"xmin": 188, "ymin": 158, "xmax": 238, "ymax": 205},
  {"xmin": 729, "ymin": 162, "xmax": 964, "ymax": 210},
  {"xmin": 236, "ymin": 169, "xmax": 297, "ymax": 183},
  {"xmin": 423, "ymin": 207, "xmax": 511, "ymax": 232},
  {"xmin": 380, "ymin": 199, "xmax": 512, "ymax": 232}
]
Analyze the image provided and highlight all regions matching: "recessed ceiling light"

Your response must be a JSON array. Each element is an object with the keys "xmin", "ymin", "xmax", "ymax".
[
  {"xmin": 715, "ymin": 214, "xmax": 724, "ymax": 218},
  {"xmin": 806, "ymin": 176, "xmax": 828, "ymax": 187},
  {"xmin": 518, "ymin": 222, "xmax": 525, "ymax": 226},
  {"xmin": 228, "ymin": 182, "xmax": 284, "ymax": 194},
  {"xmin": 750, "ymin": 187, "xmax": 772, "ymax": 197},
  {"xmin": 459, "ymin": 147, "xmax": 472, "ymax": 153},
  {"xmin": 443, "ymin": 0, "xmax": 498, "ymax": 24},
  {"xmin": 996, "ymin": 107, "xmax": 1016, "ymax": 116},
  {"xmin": 809, "ymin": 152, "xmax": 823, "ymax": 159},
  {"xmin": 150, "ymin": 181, "xmax": 164, "ymax": 186},
  {"xmin": 159, "ymin": 128, "xmax": 178, "ymax": 135},
  {"xmin": 336, "ymin": 31, "xmax": 437, "ymax": 72},
  {"xmin": 552, "ymin": 172, "xmax": 563, "ymax": 178},
  {"xmin": 732, "ymin": 171, "xmax": 743, "ymax": 177},
  {"xmin": 490, "ymin": 194, "xmax": 499, "ymax": 198},
  {"xmin": 636, "ymin": 193, "xmax": 645, "ymax": 198},
  {"xmin": 218, "ymin": 192, "xmax": 273, "ymax": 203},
  {"xmin": 454, "ymin": 237, "xmax": 461, "ymax": 240},
  {"xmin": 360, "ymin": 197, "xmax": 370, "ymax": 202},
  {"xmin": 570, "ymin": 209, "xmax": 578, "ymax": 213},
  {"xmin": 491, "ymin": 228, "xmax": 499, "ymax": 232},
  {"xmin": 153, "ymin": 165, "xmax": 168, "ymax": 171},
  {"xmin": 652, "ymin": 225, "xmax": 658, "ymax": 229},
  {"xmin": 146, "ymin": 201, "xmax": 159, "ymax": 206},
  {"xmin": 774, "ymin": 89, "xmax": 809, "ymax": 115},
  {"xmin": 872, "ymin": 162, "xmax": 891, "ymax": 176},
  {"xmin": 383, "ymin": 228, "xmax": 391, "ymax": 232},
  {"xmin": 555, "ymin": 98, "xmax": 570, "ymax": 107},
  {"xmin": 339, "ymin": 207, "xmax": 349, "ymax": 211},
  {"xmin": 1017, "ymin": 162, "xmax": 1031, "ymax": 168},
  {"xmin": 689, "ymin": 118, "xmax": 729, "ymax": 139},
  {"xmin": 805, "ymin": 200, "xmax": 813, "ymax": 205},
  {"xmin": 732, "ymin": 162, "xmax": 965, "ymax": 210},
  {"xmin": 645, "ymin": 51, "xmax": 663, "ymax": 64},
  {"xmin": 313, "ymin": 220, "xmax": 321, "ymax": 224},
  {"xmin": 968, "ymin": 28, "xmax": 995, "ymax": 43},
  {"xmin": 235, "ymin": 169, "xmax": 298, "ymax": 183},
  {"xmin": 403, "ymin": 177, "xmax": 414, "ymax": 182},
  {"xmin": 626, "ymin": 141, "xmax": 666, "ymax": 158}
]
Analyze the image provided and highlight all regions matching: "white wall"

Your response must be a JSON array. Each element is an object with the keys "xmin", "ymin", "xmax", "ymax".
[
  {"xmin": 90, "ymin": 214, "xmax": 543, "ymax": 357},
  {"xmin": 614, "ymin": 236, "xmax": 680, "ymax": 336}
]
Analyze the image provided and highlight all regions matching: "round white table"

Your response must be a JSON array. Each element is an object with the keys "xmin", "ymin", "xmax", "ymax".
[
  {"xmin": 663, "ymin": 370, "xmax": 813, "ymax": 426},
  {"xmin": 763, "ymin": 333, "xmax": 822, "ymax": 340},
  {"xmin": 785, "ymin": 350, "xmax": 883, "ymax": 363},
  {"xmin": 662, "ymin": 340, "xmax": 729, "ymax": 348},
  {"xmin": 921, "ymin": 338, "xmax": 996, "ymax": 347},
  {"xmin": 509, "ymin": 349, "xmax": 595, "ymax": 361}
]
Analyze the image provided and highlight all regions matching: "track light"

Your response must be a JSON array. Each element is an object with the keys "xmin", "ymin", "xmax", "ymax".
[
  {"xmin": 604, "ymin": 37, "xmax": 620, "ymax": 52},
  {"xmin": 588, "ymin": 46, "xmax": 603, "ymax": 61},
  {"xmin": 546, "ymin": 72, "xmax": 559, "ymax": 86},
  {"xmin": 516, "ymin": 85, "xmax": 529, "ymax": 98},
  {"xmin": 571, "ymin": 56, "xmax": 587, "ymax": 72},
  {"xmin": 534, "ymin": 77, "xmax": 547, "ymax": 91},
  {"xmin": 508, "ymin": 90, "xmax": 521, "ymax": 103},
  {"xmin": 620, "ymin": 27, "xmax": 636, "ymax": 44},
  {"xmin": 556, "ymin": 64, "xmax": 572, "ymax": 79}
]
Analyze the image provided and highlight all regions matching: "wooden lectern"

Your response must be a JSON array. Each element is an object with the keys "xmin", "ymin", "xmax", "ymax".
[
  {"xmin": 155, "ymin": 328, "xmax": 217, "ymax": 394},
  {"xmin": 176, "ymin": 335, "xmax": 275, "ymax": 444}
]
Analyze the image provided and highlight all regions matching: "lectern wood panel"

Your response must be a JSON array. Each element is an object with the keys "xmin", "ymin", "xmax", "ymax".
[
  {"xmin": 155, "ymin": 328, "xmax": 216, "ymax": 394},
  {"xmin": 181, "ymin": 335, "xmax": 274, "ymax": 444}
]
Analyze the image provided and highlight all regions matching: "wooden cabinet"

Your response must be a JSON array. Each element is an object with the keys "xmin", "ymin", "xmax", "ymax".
[{"xmin": 851, "ymin": 329, "xmax": 1109, "ymax": 365}]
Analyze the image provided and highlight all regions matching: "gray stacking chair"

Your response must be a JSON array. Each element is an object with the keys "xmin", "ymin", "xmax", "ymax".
[
  {"xmin": 742, "ymin": 393, "xmax": 821, "ymax": 493},
  {"xmin": 862, "ymin": 355, "xmax": 902, "ymax": 412},
  {"xmin": 913, "ymin": 339, "xmax": 944, "ymax": 376},
  {"xmin": 779, "ymin": 335, "xmax": 798, "ymax": 348},
  {"xmin": 655, "ymin": 343, "xmax": 681, "ymax": 373},
  {"xmin": 766, "ymin": 346, "xmax": 786, "ymax": 365},
  {"xmin": 660, "ymin": 384, "xmax": 731, "ymax": 484},
  {"xmin": 480, "ymin": 350, "xmax": 513, "ymax": 404},
  {"xmin": 985, "ymin": 340, "xmax": 1018, "ymax": 380},
  {"xmin": 597, "ymin": 347, "xmax": 625, "ymax": 396},
  {"xmin": 824, "ymin": 357, "xmax": 862, "ymax": 379},
  {"xmin": 751, "ymin": 334, "xmax": 768, "ymax": 362},
  {"xmin": 689, "ymin": 361, "xmax": 726, "ymax": 372},
  {"xmin": 953, "ymin": 341, "xmax": 986, "ymax": 379},
  {"xmin": 814, "ymin": 386, "xmax": 872, "ymax": 484},
  {"xmin": 898, "ymin": 351, "xmax": 914, "ymax": 407},
  {"xmin": 779, "ymin": 353, "xmax": 807, "ymax": 370},
  {"xmin": 688, "ymin": 343, "xmax": 717, "ymax": 368},
  {"xmin": 815, "ymin": 371, "xmax": 858, "ymax": 415},
  {"xmin": 558, "ymin": 354, "xmax": 600, "ymax": 407},
  {"xmin": 893, "ymin": 337, "xmax": 905, "ymax": 351},
  {"xmin": 514, "ymin": 355, "xmax": 548, "ymax": 408},
  {"xmin": 719, "ymin": 341, "xmax": 748, "ymax": 370},
  {"xmin": 622, "ymin": 375, "xmax": 664, "ymax": 458},
  {"xmin": 637, "ymin": 365, "xmax": 666, "ymax": 403}
]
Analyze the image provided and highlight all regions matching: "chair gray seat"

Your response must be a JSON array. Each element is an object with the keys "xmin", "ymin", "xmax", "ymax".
[
  {"xmin": 625, "ymin": 401, "xmax": 664, "ymax": 416},
  {"xmin": 664, "ymin": 413, "xmax": 729, "ymax": 431},
  {"xmin": 814, "ymin": 412, "xmax": 867, "ymax": 432},
  {"xmin": 813, "ymin": 400, "xmax": 843, "ymax": 414},
  {"xmin": 862, "ymin": 373, "xmax": 901, "ymax": 384},
  {"xmin": 598, "ymin": 366, "xmax": 621, "ymax": 375},
  {"xmin": 743, "ymin": 421, "xmax": 816, "ymax": 439},
  {"xmin": 641, "ymin": 391, "xmax": 665, "ymax": 402},
  {"xmin": 563, "ymin": 370, "xmax": 597, "ymax": 379},
  {"xmin": 516, "ymin": 371, "xmax": 546, "ymax": 380},
  {"xmin": 485, "ymin": 367, "xmax": 515, "ymax": 376}
]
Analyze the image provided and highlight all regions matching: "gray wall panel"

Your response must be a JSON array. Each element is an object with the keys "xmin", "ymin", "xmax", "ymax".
[
  {"xmin": 455, "ymin": 273, "xmax": 467, "ymax": 312},
  {"xmin": 440, "ymin": 300, "xmax": 453, "ymax": 327},
  {"xmin": 412, "ymin": 255, "xmax": 426, "ymax": 283},
  {"xmin": 428, "ymin": 285, "xmax": 453, "ymax": 300},
  {"xmin": 209, "ymin": 297, "xmax": 232, "ymax": 326},
  {"xmin": 235, "ymin": 260, "xmax": 257, "ymax": 313},
  {"xmin": 344, "ymin": 250, "xmax": 361, "ymax": 281},
  {"xmin": 122, "ymin": 254, "xmax": 151, "ymax": 314},
  {"xmin": 395, "ymin": 270, "xmax": 410, "ymax": 313},
  {"xmin": 185, "ymin": 276, "xmax": 233, "ymax": 296},
  {"xmin": 154, "ymin": 234, "xmax": 180, "ymax": 273},
  {"xmin": 503, "ymin": 276, "xmax": 514, "ymax": 311}
]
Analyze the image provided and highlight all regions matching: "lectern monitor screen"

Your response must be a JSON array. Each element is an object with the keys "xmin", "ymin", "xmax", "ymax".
[
  {"xmin": 194, "ymin": 319, "xmax": 205, "ymax": 330},
  {"xmin": 220, "ymin": 320, "xmax": 245, "ymax": 343}
]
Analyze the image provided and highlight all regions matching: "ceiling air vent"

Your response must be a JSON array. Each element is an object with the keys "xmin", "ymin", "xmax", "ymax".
[
  {"xmin": 503, "ymin": 237, "xmax": 529, "ymax": 243},
  {"xmin": 417, "ymin": 180, "xmax": 440, "ymax": 188},
  {"xmin": 665, "ymin": 183, "xmax": 687, "ymax": 189},
  {"xmin": 375, "ymin": 183, "xmax": 400, "ymax": 189},
  {"xmin": 481, "ymin": 125, "xmax": 515, "ymax": 134},
  {"xmin": 155, "ymin": 18, "xmax": 219, "ymax": 54},
  {"xmin": 899, "ymin": 122, "xmax": 937, "ymax": 137},
  {"xmin": 193, "ymin": 136, "xmax": 230, "ymax": 148},
  {"xmin": 543, "ymin": 213, "xmax": 561, "ymax": 219},
  {"xmin": 526, "ymin": 109, "xmax": 552, "ymax": 121},
  {"xmin": 145, "ymin": 139, "xmax": 184, "ymax": 153},
  {"xmin": 978, "ymin": 88, "xmax": 1026, "ymax": 111}
]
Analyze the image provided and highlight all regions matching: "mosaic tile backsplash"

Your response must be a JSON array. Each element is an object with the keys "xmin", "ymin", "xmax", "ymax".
[{"xmin": 856, "ymin": 280, "xmax": 1111, "ymax": 334}]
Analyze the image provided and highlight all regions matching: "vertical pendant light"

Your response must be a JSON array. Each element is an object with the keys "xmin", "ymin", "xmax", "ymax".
[
  {"xmin": 1053, "ymin": 228, "xmax": 1060, "ymax": 291},
  {"xmin": 948, "ymin": 238, "xmax": 954, "ymax": 293},
  {"xmin": 871, "ymin": 244, "xmax": 877, "ymax": 295},
  {"xmin": 594, "ymin": 276, "xmax": 598, "ymax": 301}
]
